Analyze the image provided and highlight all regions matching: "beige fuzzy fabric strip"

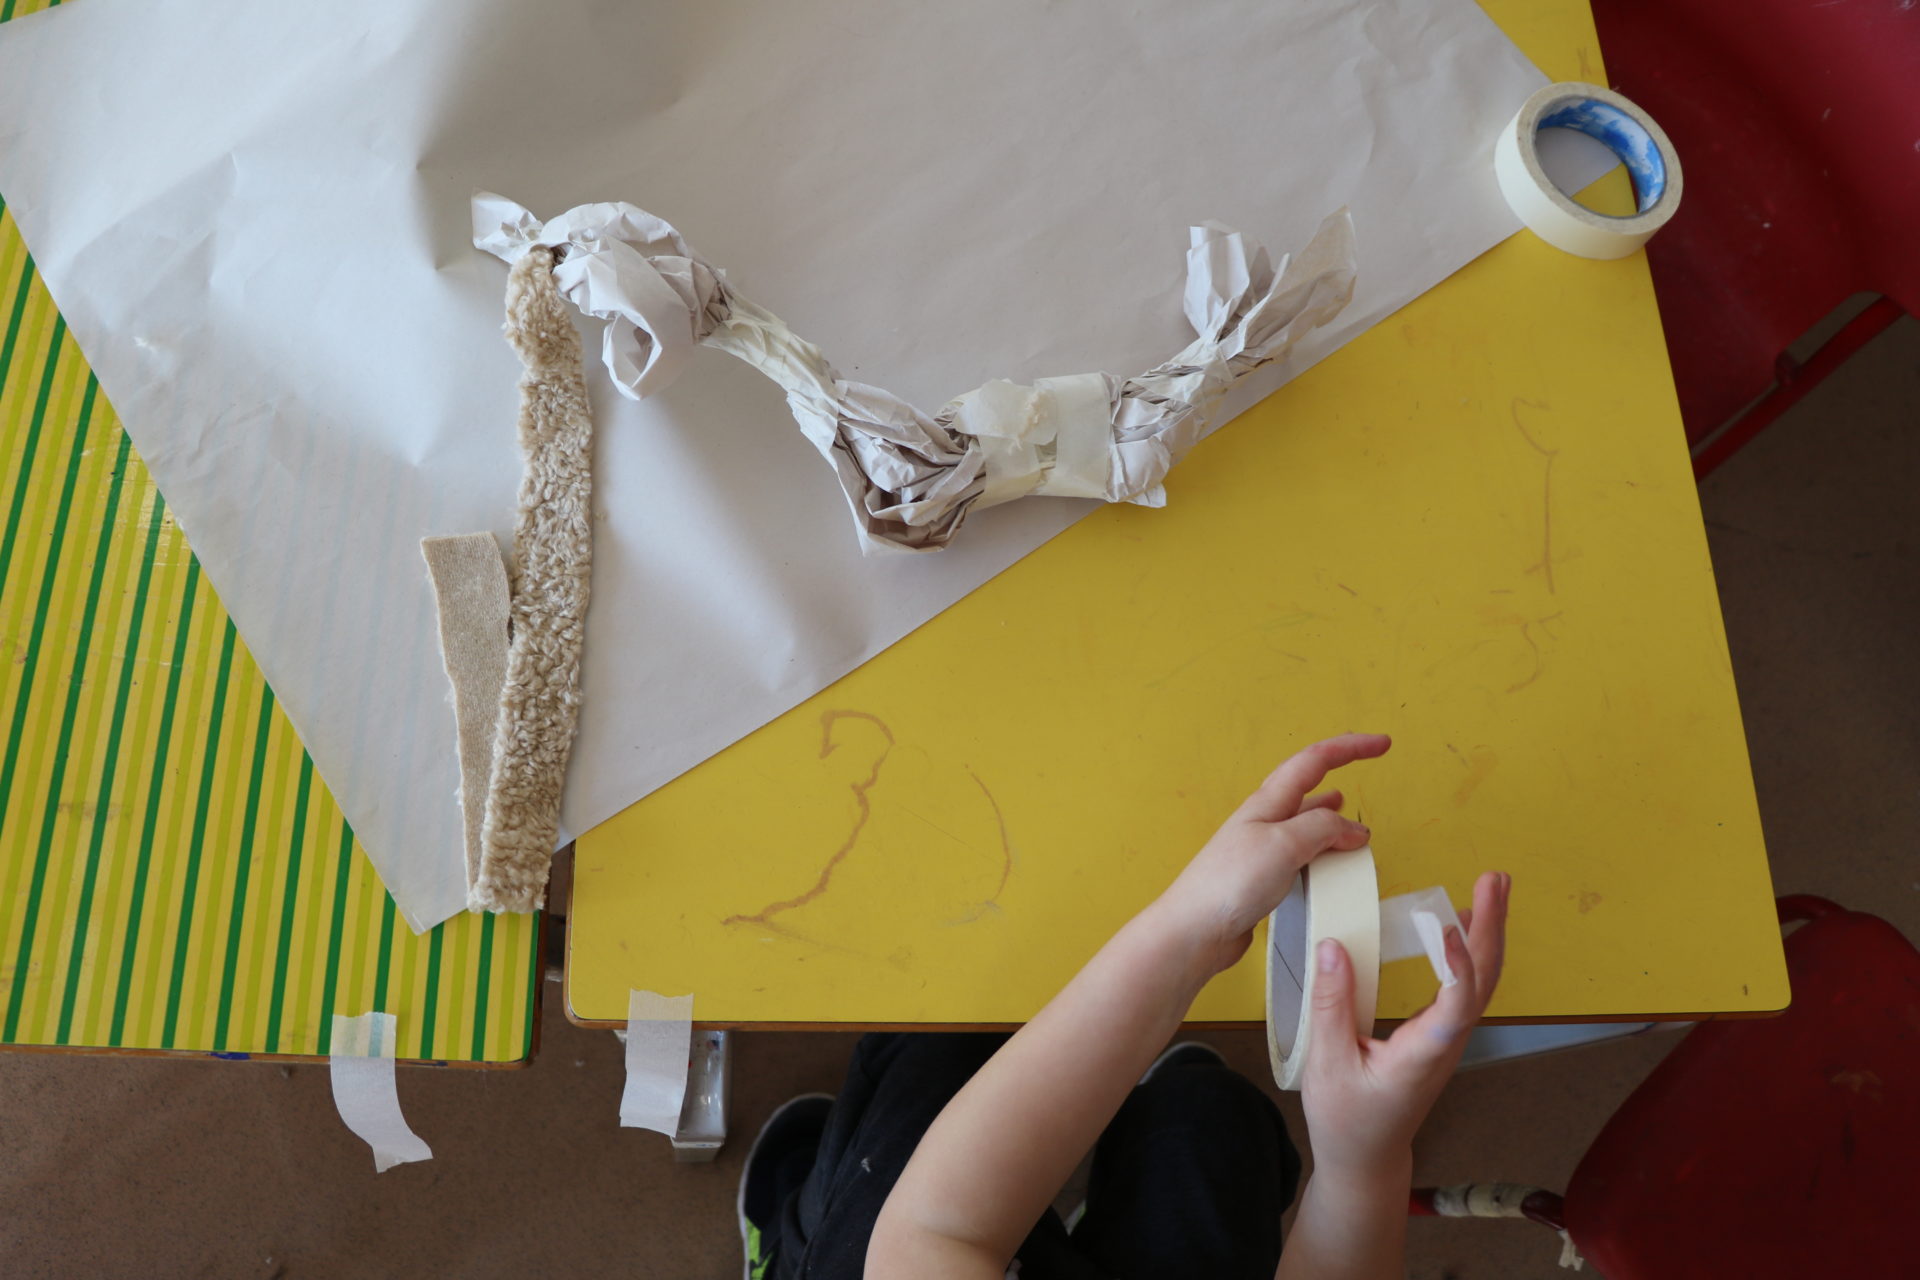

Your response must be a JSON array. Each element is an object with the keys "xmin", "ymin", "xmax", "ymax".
[
  {"xmin": 420, "ymin": 533, "xmax": 512, "ymax": 891},
  {"xmin": 470, "ymin": 245, "xmax": 595, "ymax": 913}
]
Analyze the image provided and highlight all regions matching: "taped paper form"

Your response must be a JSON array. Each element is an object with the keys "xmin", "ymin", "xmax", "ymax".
[
  {"xmin": 329, "ymin": 1012, "xmax": 434, "ymax": 1173},
  {"xmin": 472, "ymin": 196, "xmax": 1356, "ymax": 553},
  {"xmin": 0, "ymin": 0, "xmax": 1614, "ymax": 929},
  {"xmin": 619, "ymin": 990, "xmax": 694, "ymax": 1138}
]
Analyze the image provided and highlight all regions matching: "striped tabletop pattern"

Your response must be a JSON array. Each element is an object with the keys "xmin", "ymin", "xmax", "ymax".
[{"xmin": 0, "ymin": 0, "xmax": 539, "ymax": 1064}]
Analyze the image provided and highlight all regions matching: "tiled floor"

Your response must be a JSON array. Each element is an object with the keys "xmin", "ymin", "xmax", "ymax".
[{"xmin": 3, "ymin": 318, "xmax": 1914, "ymax": 1279}]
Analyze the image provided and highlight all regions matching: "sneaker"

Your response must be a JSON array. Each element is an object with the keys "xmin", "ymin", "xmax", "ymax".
[
  {"xmin": 738, "ymin": 1092, "xmax": 834, "ymax": 1279},
  {"xmin": 1140, "ymin": 1040, "xmax": 1226, "ymax": 1084}
]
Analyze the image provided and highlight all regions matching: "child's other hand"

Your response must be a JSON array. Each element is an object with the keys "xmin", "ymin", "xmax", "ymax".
[
  {"xmin": 1302, "ymin": 869, "xmax": 1511, "ymax": 1177},
  {"xmin": 1152, "ymin": 733, "xmax": 1389, "ymax": 978}
]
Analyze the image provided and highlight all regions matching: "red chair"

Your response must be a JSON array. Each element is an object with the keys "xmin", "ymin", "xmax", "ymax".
[
  {"xmin": 1586, "ymin": 0, "xmax": 1920, "ymax": 477},
  {"xmin": 1412, "ymin": 896, "xmax": 1920, "ymax": 1276}
]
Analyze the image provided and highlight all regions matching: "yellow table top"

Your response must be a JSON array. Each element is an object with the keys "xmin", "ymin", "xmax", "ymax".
[
  {"xmin": 0, "ymin": 0, "xmax": 539, "ymax": 1064},
  {"xmin": 568, "ymin": 0, "xmax": 1789, "ymax": 1028}
]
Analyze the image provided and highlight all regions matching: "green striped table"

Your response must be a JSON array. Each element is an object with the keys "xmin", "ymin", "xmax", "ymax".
[{"xmin": 0, "ymin": 0, "xmax": 539, "ymax": 1064}]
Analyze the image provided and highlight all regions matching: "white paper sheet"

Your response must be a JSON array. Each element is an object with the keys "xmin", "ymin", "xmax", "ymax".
[{"xmin": 0, "ymin": 0, "xmax": 1606, "ymax": 929}]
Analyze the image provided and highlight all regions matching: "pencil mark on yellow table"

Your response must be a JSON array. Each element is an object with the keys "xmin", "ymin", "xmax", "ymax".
[
  {"xmin": 945, "ymin": 770, "xmax": 1016, "ymax": 925},
  {"xmin": 1511, "ymin": 398, "xmax": 1559, "ymax": 594},
  {"xmin": 1451, "ymin": 747, "xmax": 1500, "ymax": 806},
  {"xmin": 721, "ymin": 709, "xmax": 894, "ymax": 931},
  {"xmin": 1502, "ymin": 609, "xmax": 1565, "ymax": 695},
  {"xmin": 1504, "ymin": 619, "xmax": 1545, "ymax": 693}
]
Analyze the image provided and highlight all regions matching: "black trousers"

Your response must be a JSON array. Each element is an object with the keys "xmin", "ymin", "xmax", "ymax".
[{"xmin": 770, "ymin": 1033, "xmax": 1302, "ymax": 1279}]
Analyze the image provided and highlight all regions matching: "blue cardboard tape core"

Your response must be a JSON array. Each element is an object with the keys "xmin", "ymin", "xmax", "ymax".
[{"xmin": 1538, "ymin": 98, "xmax": 1667, "ymax": 213}]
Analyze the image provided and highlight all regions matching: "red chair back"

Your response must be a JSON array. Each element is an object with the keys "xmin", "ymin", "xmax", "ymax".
[
  {"xmin": 1589, "ymin": 0, "xmax": 1920, "ymax": 441},
  {"xmin": 1565, "ymin": 897, "xmax": 1920, "ymax": 1278}
]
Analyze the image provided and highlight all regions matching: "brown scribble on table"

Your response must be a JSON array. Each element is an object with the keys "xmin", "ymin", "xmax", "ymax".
[
  {"xmin": 1505, "ymin": 618, "xmax": 1545, "ymax": 694},
  {"xmin": 1512, "ymin": 397, "xmax": 1559, "ymax": 594},
  {"xmin": 1504, "ymin": 609, "xmax": 1564, "ymax": 695},
  {"xmin": 722, "ymin": 709, "xmax": 894, "ymax": 930}
]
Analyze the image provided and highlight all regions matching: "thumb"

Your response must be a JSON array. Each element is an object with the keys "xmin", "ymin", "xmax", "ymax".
[{"xmin": 1305, "ymin": 938, "xmax": 1363, "ymax": 1076}]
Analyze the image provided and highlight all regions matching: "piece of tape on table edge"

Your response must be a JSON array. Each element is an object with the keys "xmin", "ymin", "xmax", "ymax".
[
  {"xmin": 620, "ymin": 989, "xmax": 694, "ymax": 1137},
  {"xmin": 330, "ymin": 1012, "xmax": 434, "ymax": 1173}
]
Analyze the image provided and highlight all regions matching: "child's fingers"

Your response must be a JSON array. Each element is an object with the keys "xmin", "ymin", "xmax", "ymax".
[
  {"xmin": 1303, "ymin": 939, "xmax": 1365, "ymax": 1081},
  {"xmin": 1296, "ymin": 789, "xmax": 1344, "ymax": 815},
  {"xmin": 1465, "ymin": 871, "xmax": 1509, "ymax": 1003},
  {"xmin": 1388, "ymin": 923, "xmax": 1480, "ymax": 1062},
  {"xmin": 1237, "ymin": 734, "xmax": 1391, "ymax": 823},
  {"xmin": 1274, "ymin": 808, "xmax": 1372, "ymax": 864}
]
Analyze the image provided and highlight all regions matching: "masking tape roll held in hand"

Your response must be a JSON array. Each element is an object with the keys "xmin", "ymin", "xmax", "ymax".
[
  {"xmin": 1266, "ymin": 845, "xmax": 1380, "ymax": 1092},
  {"xmin": 1494, "ymin": 82, "xmax": 1682, "ymax": 260},
  {"xmin": 1266, "ymin": 847, "xmax": 1464, "ymax": 1092}
]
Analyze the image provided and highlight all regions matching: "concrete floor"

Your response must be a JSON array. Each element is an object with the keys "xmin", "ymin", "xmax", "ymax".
[{"xmin": 3, "ymin": 317, "xmax": 1914, "ymax": 1279}]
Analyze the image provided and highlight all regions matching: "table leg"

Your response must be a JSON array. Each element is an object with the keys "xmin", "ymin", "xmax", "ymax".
[{"xmin": 671, "ymin": 1029, "xmax": 731, "ymax": 1162}]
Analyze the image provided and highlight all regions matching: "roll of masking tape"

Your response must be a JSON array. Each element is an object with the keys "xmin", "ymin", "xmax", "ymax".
[
  {"xmin": 1266, "ymin": 845, "xmax": 1466, "ymax": 1092},
  {"xmin": 1494, "ymin": 82, "xmax": 1682, "ymax": 260},
  {"xmin": 1266, "ymin": 845, "xmax": 1380, "ymax": 1091}
]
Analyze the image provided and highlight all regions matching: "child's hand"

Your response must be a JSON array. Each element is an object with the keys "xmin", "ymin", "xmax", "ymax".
[
  {"xmin": 1301, "ymin": 869, "xmax": 1511, "ymax": 1177},
  {"xmin": 1152, "ymin": 733, "xmax": 1389, "ymax": 978}
]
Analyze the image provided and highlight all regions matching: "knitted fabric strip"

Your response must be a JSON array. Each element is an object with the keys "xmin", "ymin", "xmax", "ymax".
[{"xmin": 470, "ymin": 246, "xmax": 595, "ymax": 913}]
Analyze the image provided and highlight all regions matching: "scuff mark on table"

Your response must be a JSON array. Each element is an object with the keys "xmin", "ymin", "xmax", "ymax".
[
  {"xmin": 1512, "ymin": 398, "xmax": 1560, "ymax": 594},
  {"xmin": 946, "ymin": 769, "xmax": 1017, "ymax": 925},
  {"xmin": 1504, "ymin": 610, "xmax": 1564, "ymax": 694},
  {"xmin": 721, "ymin": 709, "xmax": 894, "ymax": 931}
]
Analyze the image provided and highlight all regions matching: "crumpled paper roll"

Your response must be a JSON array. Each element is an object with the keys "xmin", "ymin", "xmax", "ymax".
[{"xmin": 475, "ymin": 194, "xmax": 1356, "ymax": 553}]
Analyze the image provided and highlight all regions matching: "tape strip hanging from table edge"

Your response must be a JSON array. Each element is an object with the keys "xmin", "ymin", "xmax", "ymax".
[
  {"xmin": 329, "ymin": 1011, "xmax": 434, "ymax": 1173},
  {"xmin": 620, "ymin": 989, "xmax": 695, "ymax": 1138}
]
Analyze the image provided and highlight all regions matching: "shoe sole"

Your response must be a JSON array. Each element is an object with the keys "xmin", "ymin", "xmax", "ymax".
[
  {"xmin": 738, "ymin": 1091, "xmax": 837, "ymax": 1280},
  {"xmin": 1139, "ymin": 1039, "xmax": 1226, "ymax": 1085}
]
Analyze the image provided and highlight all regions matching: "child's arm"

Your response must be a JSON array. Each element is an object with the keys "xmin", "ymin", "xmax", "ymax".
[
  {"xmin": 865, "ymin": 734, "xmax": 1394, "ymax": 1279},
  {"xmin": 1278, "ymin": 869, "xmax": 1510, "ymax": 1280}
]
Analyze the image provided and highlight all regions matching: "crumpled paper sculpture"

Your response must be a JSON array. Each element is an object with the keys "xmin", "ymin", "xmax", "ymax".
[{"xmin": 474, "ymin": 194, "xmax": 1357, "ymax": 553}]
